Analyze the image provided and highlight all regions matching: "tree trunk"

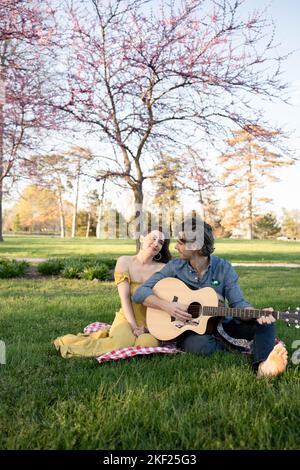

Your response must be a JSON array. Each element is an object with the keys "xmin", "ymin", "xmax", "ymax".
[
  {"xmin": 169, "ymin": 208, "xmax": 175, "ymax": 238},
  {"xmin": 96, "ymin": 180, "xmax": 106, "ymax": 239},
  {"xmin": 247, "ymin": 194, "xmax": 253, "ymax": 240},
  {"xmin": 197, "ymin": 183, "xmax": 204, "ymax": 205},
  {"xmin": 96, "ymin": 198, "xmax": 105, "ymax": 239},
  {"xmin": 133, "ymin": 185, "xmax": 143, "ymax": 252},
  {"xmin": 71, "ymin": 161, "xmax": 80, "ymax": 238},
  {"xmin": 57, "ymin": 190, "xmax": 66, "ymax": 238},
  {"xmin": 86, "ymin": 211, "xmax": 91, "ymax": 238},
  {"xmin": 246, "ymin": 154, "xmax": 253, "ymax": 240}
]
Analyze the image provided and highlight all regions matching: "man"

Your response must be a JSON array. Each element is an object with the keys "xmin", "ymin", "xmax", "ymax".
[{"xmin": 132, "ymin": 217, "xmax": 288, "ymax": 377}]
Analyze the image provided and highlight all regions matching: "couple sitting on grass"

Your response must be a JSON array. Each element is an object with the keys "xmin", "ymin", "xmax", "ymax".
[{"xmin": 54, "ymin": 216, "xmax": 288, "ymax": 378}]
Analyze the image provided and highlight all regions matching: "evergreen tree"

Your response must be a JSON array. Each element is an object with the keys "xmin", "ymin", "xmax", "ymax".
[
  {"xmin": 254, "ymin": 213, "xmax": 281, "ymax": 239},
  {"xmin": 219, "ymin": 126, "xmax": 293, "ymax": 239}
]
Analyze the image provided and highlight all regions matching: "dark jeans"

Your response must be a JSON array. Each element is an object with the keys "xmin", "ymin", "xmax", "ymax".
[{"xmin": 177, "ymin": 319, "xmax": 275, "ymax": 369}]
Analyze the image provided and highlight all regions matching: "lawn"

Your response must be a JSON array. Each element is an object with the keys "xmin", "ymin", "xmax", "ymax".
[
  {"xmin": 1, "ymin": 235, "xmax": 300, "ymax": 264},
  {"xmin": 0, "ymin": 236, "xmax": 133, "ymax": 260},
  {"xmin": 0, "ymin": 267, "xmax": 300, "ymax": 450}
]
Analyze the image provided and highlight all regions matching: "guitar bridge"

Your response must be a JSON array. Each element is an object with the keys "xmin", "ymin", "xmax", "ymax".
[
  {"xmin": 186, "ymin": 320, "xmax": 199, "ymax": 326},
  {"xmin": 175, "ymin": 321, "xmax": 185, "ymax": 328},
  {"xmin": 175, "ymin": 319, "xmax": 199, "ymax": 328}
]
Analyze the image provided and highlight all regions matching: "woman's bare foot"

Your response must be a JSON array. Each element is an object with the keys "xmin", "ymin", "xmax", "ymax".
[{"xmin": 257, "ymin": 343, "xmax": 288, "ymax": 378}]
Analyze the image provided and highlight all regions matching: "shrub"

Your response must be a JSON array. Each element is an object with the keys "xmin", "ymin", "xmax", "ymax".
[
  {"xmin": 101, "ymin": 258, "xmax": 117, "ymax": 269},
  {"xmin": 80, "ymin": 264, "xmax": 109, "ymax": 281},
  {"xmin": 64, "ymin": 256, "xmax": 116, "ymax": 269},
  {"xmin": 61, "ymin": 266, "xmax": 82, "ymax": 279},
  {"xmin": 0, "ymin": 259, "xmax": 29, "ymax": 278},
  {"xmin": 36, "ymin": 256, "xmax": 116, "ymax": 280},
  {"xmin": 37, "ymin": 259, "xmax": 64, "ymax": 276}
]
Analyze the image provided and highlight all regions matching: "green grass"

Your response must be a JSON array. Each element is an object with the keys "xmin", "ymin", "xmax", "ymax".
[
  {"xmin": 1, "ymin": 236, "xmax": 300, "ymax": 263},
  {"xmin": 0, "ymin": 268, "xmax": 300, "ymax": 450},
  {"xmin": 0, "ymin": 236, "xmax": 134, "ymax": 259},
  {"xmin": 215, "ymin": 239, "xmax": 300, "ymax": 264}
]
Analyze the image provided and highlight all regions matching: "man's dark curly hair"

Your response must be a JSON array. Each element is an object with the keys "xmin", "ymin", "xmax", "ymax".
[{"xmin": 178, "ymin": 217, "xmax": 215, "ymax": 257}]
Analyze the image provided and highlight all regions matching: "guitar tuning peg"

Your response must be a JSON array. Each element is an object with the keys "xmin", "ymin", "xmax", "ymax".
[{"xmin": 296, "ymin": 325, "xmax": 300, "ymax": 329}]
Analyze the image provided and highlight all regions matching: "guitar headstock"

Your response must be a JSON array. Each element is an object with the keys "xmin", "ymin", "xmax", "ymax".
[{"xmin": 284, "ymin": 307, "xmax": 300, "ymax": 328}]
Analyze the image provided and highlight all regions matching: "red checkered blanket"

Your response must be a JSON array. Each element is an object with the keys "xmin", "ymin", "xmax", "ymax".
[
  {"xmin": 84, "ymin": 322, "xmax": 111, "ymax": 333},
  {"xmin": 96, "ymin": 345, "xmax": 180, "ymax": 363},
  {"xmin": 83, "ymin": 322, "xmax": 284, "ymax": 363},
  {"xmin": 83, "ymin": 322, "xmax": 181, "ymax": 363}
]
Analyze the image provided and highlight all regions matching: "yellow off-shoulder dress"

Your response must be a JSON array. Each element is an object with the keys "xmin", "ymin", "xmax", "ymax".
[{"xmin": 53, "ymin": 271, "xmax": 159, "ymax": 358}]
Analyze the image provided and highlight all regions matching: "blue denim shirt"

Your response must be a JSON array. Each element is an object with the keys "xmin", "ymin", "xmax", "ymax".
[{"xmin": 132, "ymin": 256, "xmax": 251, "ymax": 310}]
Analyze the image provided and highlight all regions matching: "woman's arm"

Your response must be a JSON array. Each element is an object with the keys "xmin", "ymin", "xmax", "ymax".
[{"xmin": 115, "ymin": 257, "xmax": 140, "ymax": 333}]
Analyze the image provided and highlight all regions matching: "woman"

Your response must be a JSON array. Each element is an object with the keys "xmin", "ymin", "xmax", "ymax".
[{"xmin": 54, "ymin": 228, "xmax": 171, "ymax": 358}]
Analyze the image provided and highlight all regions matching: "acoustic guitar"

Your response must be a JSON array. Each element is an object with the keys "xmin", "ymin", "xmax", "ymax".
[{"xmin": 146, "ymin": 277, "xmax": 300, "ymax": 341}]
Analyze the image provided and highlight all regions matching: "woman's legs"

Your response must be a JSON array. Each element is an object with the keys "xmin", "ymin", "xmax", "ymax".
[
  {"xmin": 110, "ymin": 310, "xmax": 159, "ymax": 349},
  {"xmin": 135, "ymin": 333, "xmax": 160, "ymax": 348}
]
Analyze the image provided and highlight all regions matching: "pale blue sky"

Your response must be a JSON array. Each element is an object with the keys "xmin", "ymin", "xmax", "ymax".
[{"xmin": 240, "ymin": 0, "xmax": 300, "ymax": 215}]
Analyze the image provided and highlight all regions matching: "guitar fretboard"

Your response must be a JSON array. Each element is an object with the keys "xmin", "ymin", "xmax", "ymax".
[{"xmin": 201, "ymin": 306, "xmax": 286, "ymax": 320}]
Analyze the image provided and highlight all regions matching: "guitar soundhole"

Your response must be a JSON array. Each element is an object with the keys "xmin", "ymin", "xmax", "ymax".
[{"xmin": 188, "ymin": 302, "xmax": 201, "ymax": 319}]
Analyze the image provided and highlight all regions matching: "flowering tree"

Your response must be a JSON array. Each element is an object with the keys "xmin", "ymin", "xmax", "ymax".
[
  {"xmin": 0, "ymin": 0, "xmax": 57, "ymax": 241},
  {"xmin": 54, "ymin": 0, "xmax": 289, "ymax": 245}
]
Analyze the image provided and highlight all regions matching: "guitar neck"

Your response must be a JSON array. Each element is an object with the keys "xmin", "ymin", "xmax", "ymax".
[{"xmin": 202, "ymin": 306, "xmax": 287, "ymax": 321}]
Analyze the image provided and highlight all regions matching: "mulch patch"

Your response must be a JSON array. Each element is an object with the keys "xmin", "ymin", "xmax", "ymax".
[{"xmin": 23, "ymin": 265, "xmax": 44, "ymax": 279}]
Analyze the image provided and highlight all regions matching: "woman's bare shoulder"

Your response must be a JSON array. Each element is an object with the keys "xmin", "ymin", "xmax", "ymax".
[{"xmin": 115, "ymin": 255, "xmax": 134, "ymax": 271}]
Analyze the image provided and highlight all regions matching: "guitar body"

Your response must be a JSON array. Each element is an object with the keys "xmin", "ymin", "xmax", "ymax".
[
  {"xmin": 146, "ymin": 277, "xmax": 299, "ymax": 340},
  {"xmin": 146, "ymin": 278, "xmax": 220, "ymax": 340}
]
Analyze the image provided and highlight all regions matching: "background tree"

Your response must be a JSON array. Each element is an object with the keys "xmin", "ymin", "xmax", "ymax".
[
  {"xmin": 152, "ymin": 154, "xmax": 182, "ymax": 236},
  {"xmin": 84, "ymin": 190, "xmax": 100, "ymax": 238},
  {"xmin": 75, "ymin": 210, "xmax": 93, "ymax": 237},
  {"xmin": 5, "ymin": 185, "xmax": 72, "ymax": 234},
  {"xmin": 53, "ymin": 0, "xmax": 289, "ymax": 248},
  {"xmin": 219, "ymin": 191, "xmax": 247, "ymax": 238},
  {"xmin": 95, "ymin": 179, "xmax": 107, "ymax": 240},
  {"xmin": 0, "ymin": 0, "xmax": 58, "ymax": 241},
  {"xmin": 181, "ymin": 147, "xmax": 221, "ymax": 231},
  {"xmin": 12, "ymin": 212, "xmax": 21, "ymax": 233},
  {"xmin": 219, "ymin": 126, "xmax": 293, "ymax": 239},
  {"xmin": 281, "ymin": 209, "xmax": 300, "ymax": 239},
  {"xmin": 254, "ymin": 212, "xmax": 281, "ymax": 239},
  {"xmin": 63, "ymin": 146, "xmax": 93, "ymax": 238},
  {"xmin": 26, "ymin": 154, "xmax": 73, "ymax": 238}
]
